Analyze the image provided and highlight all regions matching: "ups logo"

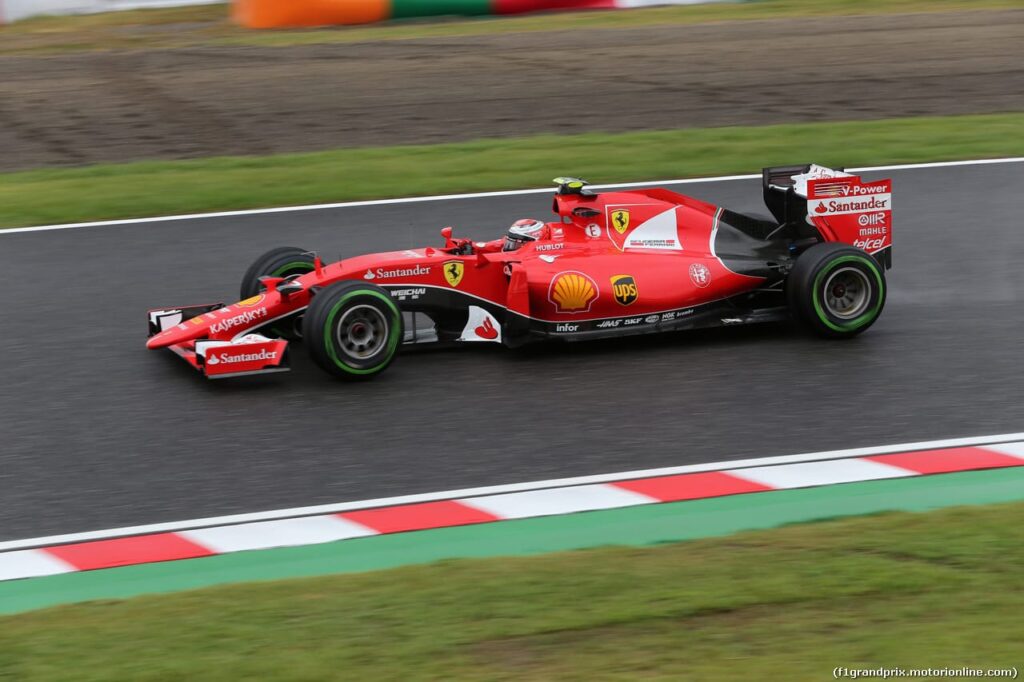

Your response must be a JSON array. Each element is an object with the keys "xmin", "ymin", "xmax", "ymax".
[{"xmin": 610, "ymin": 275, "xmax": 638, "ymax": 306}]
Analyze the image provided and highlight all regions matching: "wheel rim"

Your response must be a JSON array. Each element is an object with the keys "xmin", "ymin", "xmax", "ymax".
[
  {"xmin": 335, "ymin": 305, "xmax": 389, "ymax": 360},
  {"xmin": 822, "ymin": 267, "xmax": 871, "ymax": 319}
]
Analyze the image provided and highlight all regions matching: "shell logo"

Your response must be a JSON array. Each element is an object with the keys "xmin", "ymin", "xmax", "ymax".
[
  {"xmin": 237, "ymin": 294, "xmax": 265, "ymax": 307},
  {"xmin": 548, "ymin": 271, "xmax": 599, "ymax": 314}
]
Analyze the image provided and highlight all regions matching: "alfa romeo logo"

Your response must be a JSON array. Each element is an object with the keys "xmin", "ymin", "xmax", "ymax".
[{"xmin": 689, "ymin": 263, "xmax": 711, "ymax": 288}]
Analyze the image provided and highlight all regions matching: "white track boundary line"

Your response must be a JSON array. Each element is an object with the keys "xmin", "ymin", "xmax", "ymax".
[
  {"xmin": 3, "ymin": 431, "xmax": 1023, "ymax": 553},
  {"xmin": 3, "ymin": 157, "xmax": 1021, "ymax": 235}
]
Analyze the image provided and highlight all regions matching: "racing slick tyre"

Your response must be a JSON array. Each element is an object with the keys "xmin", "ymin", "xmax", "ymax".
[
  {"xmin": 303, "ymin": 281, "xmax": 404, "ymax": 380},
  {"xmin": 787, "ymin": 243, "xmax": 886, "ymax": 338},
  {"xmin": 240, "ymin": 246, "xmax": 316, "ymax": 339}
]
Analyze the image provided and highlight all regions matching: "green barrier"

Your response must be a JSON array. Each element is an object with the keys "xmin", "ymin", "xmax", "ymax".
[{"xmin": 392, "ymin": 0, "xmax": 492, "ymax": 19}]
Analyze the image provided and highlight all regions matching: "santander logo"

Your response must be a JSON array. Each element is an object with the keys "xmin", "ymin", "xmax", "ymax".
[
  {"xmin": 207, "ymin": 349, "xmax": 277, "ymax": 366},
  {"xmin": 474, "ymin": 317, "xmax": 498, "ymax": 340},
  {"xmin": 460, "ymin": 305, "xmax": 501, "ymax": 343}
]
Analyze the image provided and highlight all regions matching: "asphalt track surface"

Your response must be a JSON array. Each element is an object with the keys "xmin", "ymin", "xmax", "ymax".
[{"xmin": 1, "ymin": 161, "xmax": 1022, "ymax": 541}]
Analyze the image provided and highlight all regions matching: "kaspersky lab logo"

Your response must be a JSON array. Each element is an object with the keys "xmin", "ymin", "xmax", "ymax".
[{"xmin": 210, "ymin": 308, "xmax": 268, "ymax": 334}]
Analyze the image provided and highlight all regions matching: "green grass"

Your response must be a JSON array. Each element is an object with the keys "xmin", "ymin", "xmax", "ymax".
[
  {"xmin": 2, "ymin": 112, "xmax": 1022, "ymax": 228},
  {"xmin": 2, "ymin": 501, "xmax": 1022, "ymax": 680},
  {"xmin": 1, "ymin": 0, "xmax": 1019, "ymax": 55}
]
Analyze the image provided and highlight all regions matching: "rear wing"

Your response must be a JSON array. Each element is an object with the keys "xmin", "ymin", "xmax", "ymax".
[{"xmin": 763, "ymin": 164, "xmax": 892, "ymax": 269}]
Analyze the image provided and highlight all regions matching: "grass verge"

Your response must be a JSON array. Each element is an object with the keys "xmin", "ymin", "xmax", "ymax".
[
  {"xmin": 2, "ymin": 113, "xmax": 1023, "ymax": 228},
  {"xmin": 1, "ymin": 0, "xmax": 1019, "ymax": 55},
  {"xmin": 1, "ymin": 501, "xmax": 1022, "ymax": 680}
]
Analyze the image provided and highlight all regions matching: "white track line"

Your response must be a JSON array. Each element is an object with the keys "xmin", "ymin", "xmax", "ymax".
[
  {"xmin": 2, "ymin": 431, "xmax": 1022, "ymax": 553},
  {"xmin": 3, "ymin": 157, "xmax": 1021, "ymax": 235}
]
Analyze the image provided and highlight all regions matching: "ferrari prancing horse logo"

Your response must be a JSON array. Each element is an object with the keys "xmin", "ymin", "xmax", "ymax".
[
  {"xmin": 611, "ymin": 209, "xmax": 630, "ymax": 234},
  {"xmin": 444, "ymin": 260, "xmax": 464, "ymax": 287}
]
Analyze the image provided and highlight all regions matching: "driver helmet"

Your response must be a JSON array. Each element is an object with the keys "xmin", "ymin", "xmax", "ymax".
[{"xmin": 502, "ymin": 218, "xmax": 548, "ymax": 252}]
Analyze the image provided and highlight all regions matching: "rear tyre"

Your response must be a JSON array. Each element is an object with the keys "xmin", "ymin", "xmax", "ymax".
[
  {"xmin": 786, "ymin": 243, "xmax": 886, "ymax": 338},
  {"xmin": 240, "ymin": 247, "xmax": 316, "ymax": 339},
  {"xmin": 303, "ymin": 281, "xmax": 403, "ymax": 380}
]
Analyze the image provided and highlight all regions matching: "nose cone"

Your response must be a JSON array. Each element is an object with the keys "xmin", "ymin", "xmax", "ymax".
[
  {"xmin": 147, "ymin": 333, "xmax": 172, "ymax": 350},
  {"xmin": 147, "ymin": 292, "xmax": 284, "ymax": 350}
]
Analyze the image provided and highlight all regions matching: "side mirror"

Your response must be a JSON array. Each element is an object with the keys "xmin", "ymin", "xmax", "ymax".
[
  {"xmin": 258, "ymin": 276, "xmax": 285, "ymax": 292},
  {"xmin": 440, "ymin": 226, "xmax": 455, "ymax": 249}
]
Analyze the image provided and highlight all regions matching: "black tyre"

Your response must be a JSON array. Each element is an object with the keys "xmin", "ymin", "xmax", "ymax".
[
  {"xmin": 786, "ymin": 243, "xmax": 886, "ymax": 338},
  {"xmin": 240, "ymin": 247, "xmax": 316, "ymax": 339},
  {"xmin": 303, "ymin": 281, "xmax": 404, "ymax": 380}
]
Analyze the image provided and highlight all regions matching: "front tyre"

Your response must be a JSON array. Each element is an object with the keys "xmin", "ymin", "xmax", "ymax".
[
  {"xmin": 240, "ymin": 246, "xmax": 317, "ymax": 339},
  {"xmin": 303, "ymin": 282, "xmax": 403, "ymax": 380},
  {"xmin": 787, "ymin": 243, "xmax": 886, "ymax": 338}
]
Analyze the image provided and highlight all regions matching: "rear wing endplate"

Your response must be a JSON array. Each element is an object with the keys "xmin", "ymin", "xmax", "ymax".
[{"xmin": 763, "ymin": 164, "xmax": 892, "ymax": 269}]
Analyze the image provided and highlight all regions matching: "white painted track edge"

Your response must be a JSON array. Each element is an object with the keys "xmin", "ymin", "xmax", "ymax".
[
  {"xmin": 3, "ymin": 157, "xmax": 1021, "ymax": 235},
  {"xmin": 2, "ymin": 431, "xmax": 1022, "ymax": 552}
]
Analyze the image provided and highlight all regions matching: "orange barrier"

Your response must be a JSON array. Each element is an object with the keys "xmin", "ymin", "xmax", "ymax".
[
  {"xmin": 233, "ymin": 0, "xmax": 719, "ymax": 29},
  {"xmin": 233, "ymin": 0, "xmax": 390, "ymax": 28}
]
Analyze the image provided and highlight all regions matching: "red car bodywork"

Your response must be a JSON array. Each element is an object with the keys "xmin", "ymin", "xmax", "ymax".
[{"xmin": 147, "ymin": 166, "xmax": 891, "ymax": 378}]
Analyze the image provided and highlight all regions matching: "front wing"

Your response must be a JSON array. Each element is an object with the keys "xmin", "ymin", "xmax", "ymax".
[{"xmin": 148, "ymin": 304, "xmax": 289, "ymax": 379}]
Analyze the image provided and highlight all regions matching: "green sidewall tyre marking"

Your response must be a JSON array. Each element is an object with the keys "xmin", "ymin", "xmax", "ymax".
[
  {"xmin": 270, "ymin": 261, "xmax": 315, "ymax": 277},
  {"xmin": 811, "ymin": 255, "xmax": 885, "ymax": 333},
  {"xmin": 266, "ymin": 261, "xmax": 315, "ymax": 333},
  {"xmin": 323, "ymin": 290, "xmax": 401, "ymax": 375}
]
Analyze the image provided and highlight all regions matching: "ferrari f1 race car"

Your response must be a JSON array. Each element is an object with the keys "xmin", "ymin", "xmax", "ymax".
[{"xmin": 147, "ymin": 164, "xmax": 892, "ymax": 380}]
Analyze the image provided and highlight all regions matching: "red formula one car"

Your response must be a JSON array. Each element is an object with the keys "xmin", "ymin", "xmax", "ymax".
[{"xmin": 147, "ymin": 164, "xmax": 892, "ymax": 380}]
